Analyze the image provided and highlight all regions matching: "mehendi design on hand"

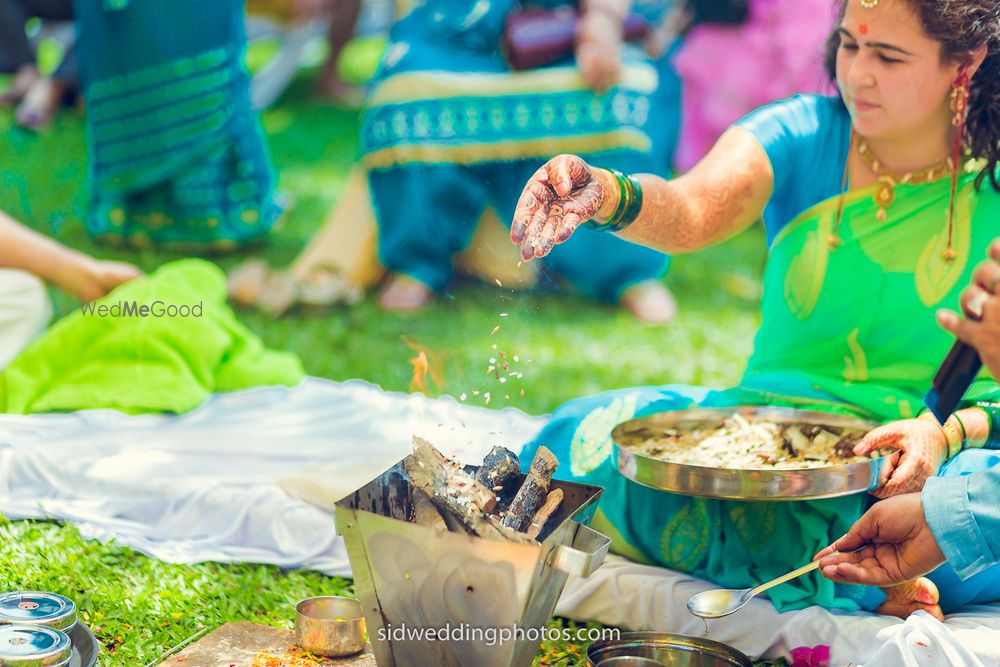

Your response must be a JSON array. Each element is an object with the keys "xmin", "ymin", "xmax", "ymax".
[{"xmin": 511, "ymin": 155, "xmax": 605, "ymax": 260}]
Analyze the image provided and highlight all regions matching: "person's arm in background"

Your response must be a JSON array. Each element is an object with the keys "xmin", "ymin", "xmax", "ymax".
[
  {"xmin": 576, "ymin": 0, "xmax": 631, "ymax": 92},
  {"xmin": 815, "ymin": 238, "xmax": 1000, "ymax": 585},
  {"xmin": 0, "ymin": 209, "xmax": 141, "ymax": 303}
]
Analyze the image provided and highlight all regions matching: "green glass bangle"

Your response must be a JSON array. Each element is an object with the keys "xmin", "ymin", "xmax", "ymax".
[
  {"xmin": 975, "ymin": 402, "xmax": 1000, "ymax": 448},
  {"xmin": 586, "ymin": 169, "xmax": 643, "ymax": 232},
  {"xmin": 953, "ymin": 412, "xmax": 969, "ymax": 453}
]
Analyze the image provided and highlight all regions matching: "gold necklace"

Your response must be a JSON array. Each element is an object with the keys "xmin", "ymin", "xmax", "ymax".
[{"xmin": 856, "ymin": 138, "xmax": 952, "ymax": 222}]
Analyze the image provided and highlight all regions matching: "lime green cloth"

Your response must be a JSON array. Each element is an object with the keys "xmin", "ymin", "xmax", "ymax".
[{"xmin": 0, "ymin": 259, "xmax": 303, "ymax": 414}]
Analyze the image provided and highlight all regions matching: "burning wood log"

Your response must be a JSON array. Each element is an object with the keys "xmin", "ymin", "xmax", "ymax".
[
  {"xmin": 525, "ymin": 488, "xmax": 564, "ymax": 539},
  {"xmin": 474, "ymin": 446, "xmax": 521, "ymax": 501},
  {"xmin": 404, "ymin": 436, "xmax": 536, "ymax": 542},
  {"xmin": 501, "ymin": 446, "xmax": 558, "ymax": 531},
  {"xmin": 406, "ymin": 436, "xmax": 497, "ymax": 513},
  {"xmin": 403, "ymin": 437, "xmax": 556, "ymax": 544}
]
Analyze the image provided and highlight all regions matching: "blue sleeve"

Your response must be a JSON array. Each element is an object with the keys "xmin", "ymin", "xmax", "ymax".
[
  {"xmin": 733, "ymin": 95, "xmax": 850, "ymax": 246},
  {"xmin": 923, "ymin": 470, "xmax": 1000, "ymax": 579}
]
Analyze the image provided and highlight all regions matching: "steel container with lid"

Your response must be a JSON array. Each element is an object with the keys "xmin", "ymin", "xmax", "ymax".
[
  {"xmin": 0, "ymin": 624, "xmax": 73, "ymax": 667},
  {"xmin": 0, "ymin": 593, "xmax": 77, "ymax": 632}
]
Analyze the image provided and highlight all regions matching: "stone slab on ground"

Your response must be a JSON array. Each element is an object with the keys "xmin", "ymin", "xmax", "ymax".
[{"xmin": 155, "ymin": 621, "xmax": 376, "ymax": 667}]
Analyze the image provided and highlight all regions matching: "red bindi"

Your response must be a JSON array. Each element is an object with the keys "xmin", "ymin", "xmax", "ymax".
[{"xmin": 859, "ymin": 23, "xmax": 869, "ymax": 35}]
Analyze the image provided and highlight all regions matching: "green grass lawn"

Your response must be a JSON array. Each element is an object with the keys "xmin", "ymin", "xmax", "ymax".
[{"xmin": 0, "ymin": 53, "xmax": 770, "ymax": 666}]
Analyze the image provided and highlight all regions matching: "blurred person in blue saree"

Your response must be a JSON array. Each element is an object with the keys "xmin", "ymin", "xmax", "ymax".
[
  {"xmin": 230, "ymin": 0, "xmax": 684, "ymax": 322},
  {"xmin": 73, "ymin": 0, "xmax": 282, "ymax": 251}
]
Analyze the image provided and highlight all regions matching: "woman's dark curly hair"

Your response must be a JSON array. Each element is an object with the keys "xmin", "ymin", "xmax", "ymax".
[{"xmin": 824, "ymin": 0, "xmax": 1000, "ymax": 191}]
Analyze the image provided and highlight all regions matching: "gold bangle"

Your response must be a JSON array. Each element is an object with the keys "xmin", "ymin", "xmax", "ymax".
[{"xmin": 920, "ymin": 412, "xmax": 962, "ymax": 460}]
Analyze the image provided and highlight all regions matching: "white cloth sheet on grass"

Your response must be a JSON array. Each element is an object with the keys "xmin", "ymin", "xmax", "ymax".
[
  {"xmin": 2, "ymin": 378, "xmax": 999, "ymax": 665},
  {"xmin": 0, "ymin": 378, "xmax": 535, "ymax": 572},
  {"xmin": 557, "ymin": 555, "xmax": 1000, "ymax": 666}
]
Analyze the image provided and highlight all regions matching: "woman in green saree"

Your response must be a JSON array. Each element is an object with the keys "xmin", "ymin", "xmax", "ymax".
[{"xmin": 512, "ymin": 0, "xmax": 1000, "ymax": 618}]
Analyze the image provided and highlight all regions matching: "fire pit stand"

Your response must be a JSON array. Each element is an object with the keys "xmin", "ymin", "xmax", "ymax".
[{"xmin": 335, "ymin": 460, "xmax": 610, "ymax": 667}]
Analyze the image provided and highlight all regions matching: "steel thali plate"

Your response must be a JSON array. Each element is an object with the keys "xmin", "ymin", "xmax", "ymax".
[{"xmin": 612, "ymin": 406, "xmax": 885, "ymax": 501}]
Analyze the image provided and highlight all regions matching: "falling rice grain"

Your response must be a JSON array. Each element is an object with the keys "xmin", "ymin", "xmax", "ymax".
[{"xmin": 491, "ymin": 325, "xmax": 500, "ymax": 335}]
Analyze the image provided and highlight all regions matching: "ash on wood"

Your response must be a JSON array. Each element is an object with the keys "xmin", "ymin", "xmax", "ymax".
[
  {"xmin": 402, "ymin": 437, "xmax": 560, "ymax": 543},
  {"xmin": 406, "ymin": 437, "xmax": 497, "ymax": 513}
]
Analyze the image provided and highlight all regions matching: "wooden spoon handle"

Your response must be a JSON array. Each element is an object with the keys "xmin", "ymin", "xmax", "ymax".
[{"xmin": 749, "ymin": 545, "xmax": 868, "ymax": 598}]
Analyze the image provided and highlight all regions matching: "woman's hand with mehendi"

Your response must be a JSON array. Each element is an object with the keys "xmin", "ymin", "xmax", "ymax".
[
  {"xmin": 511, "ymin": 155, "xmax": 607, "ymax": 261},
  {"xmin": 575, "ymin": 7, "xmax": 624, "ymax": 93},
  {"xmin": 853, "ymin": 418, "xmax": 948, "ymax": 499}
]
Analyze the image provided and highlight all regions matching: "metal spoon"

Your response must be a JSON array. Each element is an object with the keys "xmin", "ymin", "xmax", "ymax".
[{"xmin": 687, "ymin": 546, "xmax": 865, "ymax": 619}]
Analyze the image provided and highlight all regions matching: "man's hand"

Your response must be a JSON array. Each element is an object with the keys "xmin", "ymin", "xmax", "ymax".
[
  {"xmin": 937, "ymin": 238, "xmax": 1000, "ymax": 379},
  {"xmin": 815, "ymin": 493, "xmax": 946, "ymax": 587}
]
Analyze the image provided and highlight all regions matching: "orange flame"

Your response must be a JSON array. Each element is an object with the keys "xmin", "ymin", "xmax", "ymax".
[{"xmin": 403, "ymin": 336, "xmax": 449, "ymax": 395}]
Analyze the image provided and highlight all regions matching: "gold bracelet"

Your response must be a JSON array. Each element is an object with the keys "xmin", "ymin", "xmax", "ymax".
[
  {"xmin": 942, "ymin": 417, "xmax": 965, "ymax": 460},
  {"xmin": 920, "ymin": 412, "xmax": 962, "ymax": 460}
]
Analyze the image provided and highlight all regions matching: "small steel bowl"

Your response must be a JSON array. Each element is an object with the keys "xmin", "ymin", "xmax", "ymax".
[
  {"xmin": 0, "ymin": 593, "xmax": 77, "ymax": 632},
  {"xmin": 588, "ymin": 632, "xmax": 752, "ymax": 667},
  {"xmin": 0, "ymin": 624, "xmax": 73, "ymax": 667},
  {"xmin": 294, "ymin": 596, "xmax": 365, "ymax": 658}
]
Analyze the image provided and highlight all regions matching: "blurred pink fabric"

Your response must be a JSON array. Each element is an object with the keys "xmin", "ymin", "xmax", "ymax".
[{"xmin": 671, "ymin": 0, "xmax": 838, "ymax": 171}]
